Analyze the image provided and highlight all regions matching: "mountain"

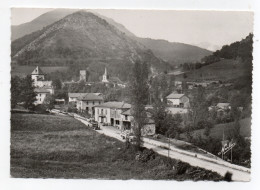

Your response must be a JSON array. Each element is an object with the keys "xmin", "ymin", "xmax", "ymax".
[
  {"xmin": 137, "ymin": 38, "xmax": 212, "ymax": 65},
  {"xmin": 11, "ymin": 11, "xmax": 168, "ymax": 81},
  {"xmin": 11, "ymin": 9, "xmax": 77, "ymax": 41},
  {"xmin": 176, "ymin": 34, "xmax": 253, "ymax": 82},
  {"xmin": 12, "ymin": 9, "xmax": 213, "ymax": 65}
]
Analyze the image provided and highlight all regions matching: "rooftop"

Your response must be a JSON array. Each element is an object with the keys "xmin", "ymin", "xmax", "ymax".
[
  {"xmin": 216, "ymin": 103, "xmax": 230, "ymax": 108},
  {"xmin": 166, "ymin": 93, "xmax": 185, "ymax": 99},
  {"xmin": 34, "ymin": 88, "xmax": 51, "ymax": 93},
  {"xmin": 68, "ymin": 93, "xmax": 102, "ymax": 98},
  {"xmin": 95, "ymin": 101, "xmax": 131, "ymax": 109},
  {"xmin": 121, "ymin": 109, "xmax": 131, "ymax": 116},
  {"xmin": 68, "ymin": 93, "xmax": 89, "ymax": 98},
  {"xmin": 78, "ymin": 93, "xmax": 104, "ymax": 101},
  {"xmin": 31, "ymin": 66, "xmax": 45, "ymax": 75}
]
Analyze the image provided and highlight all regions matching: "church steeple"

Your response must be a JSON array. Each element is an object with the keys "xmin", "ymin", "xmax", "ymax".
[
  {"xmin": 102, "ymin": 67, "xmax": 108, "ymax": 83},
  {"xmin": 102, "ymin": 67, "xmax": 108, "ymax": 82},
  {"xmin": 104, "ymin": 67, "xmax": 107, "ymax": 76}
]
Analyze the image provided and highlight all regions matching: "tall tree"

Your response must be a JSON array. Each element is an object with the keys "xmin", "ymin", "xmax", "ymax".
[
  {"xmin": 11, "ymin": 76, "xmax": 21, "ymax": 109},
  {"xmin": 188, "ymin": 86, "xmax": 208, "ymax": 128},
  {"xmin": 52, "ymin": 78, "xmax": 62, "ymax": 90},
  {"xmin": 129, "ymin": 61, "xmax": 149, "ymax": 149},
  {"xmin": 20, "ymin": 75, "xmax": 36, "ymax": 110}
]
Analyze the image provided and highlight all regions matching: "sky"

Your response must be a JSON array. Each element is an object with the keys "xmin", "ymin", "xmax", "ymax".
[{"xmin": 11, "ymin": 8, "xmax": 254, "ymax": 51}]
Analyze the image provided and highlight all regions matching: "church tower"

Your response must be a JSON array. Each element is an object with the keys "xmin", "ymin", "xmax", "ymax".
[
  {"xmin": 102, "ymin": 67, "xmax": 109, "ymax": 83},
  {"xmin": 31, "ymin": 66, "xmax": 45, "ymax": 82}
]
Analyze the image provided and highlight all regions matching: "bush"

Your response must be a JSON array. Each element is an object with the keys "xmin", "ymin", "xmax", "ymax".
[
  {"xmin": 175, "ymin": 161, "xmax": 190, "ymax": 175},
  {"xmin": 135, "ymin": 149, "xmax": 156, "ymax": 162},
  {"xmin": 34, "ymin": 105, "xmax": 48, "ymax": 114}
]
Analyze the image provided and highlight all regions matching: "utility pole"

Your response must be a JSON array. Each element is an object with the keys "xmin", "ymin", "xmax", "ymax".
[
  {"xmin": 168, "ymin": 137, "xmax": 170, "ymax": 158},
  {"xmin": 222, "ymin": 128, "xmax": 224, "ymax": 160},
  {"xmin": 231, "ymin": 146, "xmax": 233, "ymax": 163}
]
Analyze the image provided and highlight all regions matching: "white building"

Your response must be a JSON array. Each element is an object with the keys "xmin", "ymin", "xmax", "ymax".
[
  {"xmin": 31, "ymin": 66, "xmax": 45, "ymax": 82},
  {"xmin": 79, "ymin": 70, "xmax": 87, "ymax": 81},
  {"xmin": 31, "ymin": 66, "xmax": 54, "ymax": 105},
  {"xmin": 94, "ymin": 101, "xmax": 131, "ymax": 127},
  {"xmin": 76, "ymin": 93, "xmax": 104, "ymax": 116},
  {"xmin": 120, "ymin": 108, "xmax": 155, "ymax": 136},
  {"xmin": 34, "ymin": 88, "xmax": 51, "ymax": 105},
  {"xmin": 166, "ymin": 93, "xmax": 190, "ymax": 108}
]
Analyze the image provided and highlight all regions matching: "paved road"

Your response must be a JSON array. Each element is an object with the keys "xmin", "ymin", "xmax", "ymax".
[{"xmin": 75, "ymin": 117, "xmax": 250, "ymax": 181}]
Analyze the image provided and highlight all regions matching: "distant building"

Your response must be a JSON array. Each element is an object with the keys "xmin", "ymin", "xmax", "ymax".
[
  {"xmin": 68, "ymin": 93, "xmax": 89, "ymax": 102},
  {"xmin": 166, "ymin": 92, "xmax": 190, "ymax": 108},
  {"xmin": 31, "ymin": 66, "xmax": 45, "ymax": 81},
  {"xmin": 120, "ymin": 108, "xmax": 155, "ymax": 136},
  {"xmin": 94, "ymin": 101, "xmax": 131, "ymax": 127},
  {"xmin": 79, "ymin": 70, "xmax": 87, "ymax": 82},
  {"xmin": 31, "ymin": 66, "xmax": 54, "ymax": 105},
  {"xmin": 216, "ymin": 103, "xmax": 231, "ymax": 110},
  {"xmin": 101, "ymin": 67, "xmax": 126, "ymax": 87},
  {"xmin": 76, "ymin": 93, "xmax": 104, "ymax": 116},
  {"xmin": 34, "ymin": 88, "xmax": 51, "ymax": 105},
  {"xmin": 102, "ymin": 67, "xmax": 109, "ymax": 83}
]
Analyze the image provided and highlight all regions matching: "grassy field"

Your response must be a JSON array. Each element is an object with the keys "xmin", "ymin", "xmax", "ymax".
[
  {"xmin": 11, "ymin": 113, "xmax": 223, "ymax": 180},
  {"xmin": 11, "ymin": 65, "xmax": 68, "ymax": 77},
  {"xmin": 175, "ymin": 59, "xmax": 251, "ymax": 82},
  {"xmin": 180, "ymin": 118, "xmax": 251, "ymax": 141}
]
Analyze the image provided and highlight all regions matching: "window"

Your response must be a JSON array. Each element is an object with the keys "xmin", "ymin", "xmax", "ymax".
[
  {"xmin": 93, "ymin": 101, "xmax": 95, "ymax": 105},
  {"xmin": 86, "ymin": 101, "xmax": 88, "ymax": 105},
  {"xmin": 125, "ymin": 115, "xmax": 128, "ymax": 120},
  {"xmin": 39, "ymin": 94, "xmax": 41, "ymax": 96},
  {"xmin": 99, "ymin": 101, "xmax": 101, "ymax": 104}
]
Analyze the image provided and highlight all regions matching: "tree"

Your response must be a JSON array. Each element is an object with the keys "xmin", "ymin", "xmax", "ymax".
[
  {"xmin": 11, "ymin": 76, "xmax": 21, "ymax": 108},
  {"xmin": 129, "ymin": 61, "xmax": 149, "ymax": 149},
  {"xmin": 189, "ymin": 86, "xmax": 208, "ymax": 127},
  {"xmin": 42, "ymin": 94, "xmax": 55, "ymax": 110},
  {"xmin": 165, "ymin": 113, "xmax": 183, "ymax": 139},
  {"xmin": 151, "ymin": 100, "xmax": 167, "ymax": 134},
  {"xmin": 20, "ymin": 75, "xmax": 36, "ymax": 110},
  {"xmin": 52, "ymin": 78, "xmax": 62, "ymax": 90}
]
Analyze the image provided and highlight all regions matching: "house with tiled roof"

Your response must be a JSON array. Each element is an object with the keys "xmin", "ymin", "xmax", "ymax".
[
  {"xmin": 68, "ymin": 93, "xmax": 102, "ymax": 102},
  {"xmin": 76, "ymin": 93, "xmax": 104, "ymax": 116},
  {"xmin": 166, "ymin": 92, "xmax": 190, "ymax": 108},
  {"xmin": 120, "ymin": 108, "xmax": 155, "ymax": 136},
  {"xmin": 94, "ymin": 101, "xmax": 131, "ymax": 127}
]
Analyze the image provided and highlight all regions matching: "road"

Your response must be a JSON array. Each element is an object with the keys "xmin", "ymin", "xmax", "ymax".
[{"xmin": 75, "ymin": 117, "xmax": 250, "ymax": 181}]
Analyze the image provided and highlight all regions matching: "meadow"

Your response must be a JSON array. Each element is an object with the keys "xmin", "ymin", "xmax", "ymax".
[
  {"xmin": 176, "ymin": 59, "xmax": 251, "ymax": 82},
  {"xmin": 11, "ymin": 113, "xmax": 223, "ymax": 180},
  {"xmin": 180, "ymin": 118, "xmax": 251, "ymax": 141}
]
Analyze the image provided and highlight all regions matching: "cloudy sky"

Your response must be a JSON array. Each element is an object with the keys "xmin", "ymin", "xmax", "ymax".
[{"xmin": 11, "ymin": 8, "xmax": 254, "ymax": 51}]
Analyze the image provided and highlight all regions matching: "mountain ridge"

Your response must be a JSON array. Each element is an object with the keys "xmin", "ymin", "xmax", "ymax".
[
  {"xmin": 11, "ymin": 11, "xmax": 169, "ymax": 81},
  {"xmin": 12, "ymin": 9, "xmax": 212, "ymax": 65}
]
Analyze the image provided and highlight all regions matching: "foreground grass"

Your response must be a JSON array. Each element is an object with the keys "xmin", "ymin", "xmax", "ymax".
[{"xmin": 11, "ymin": 113, "xmax": 223, "ymax": 180}]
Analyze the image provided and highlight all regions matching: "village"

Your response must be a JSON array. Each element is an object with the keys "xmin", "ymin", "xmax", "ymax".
[
  {"xmin": 9, "ymin": 9, "xmax": 253, "ymax": 182},
  {"xmin": 29, "ymin": 65, "xmax": 235, "ymax": 137}
]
